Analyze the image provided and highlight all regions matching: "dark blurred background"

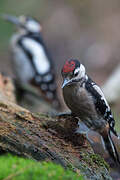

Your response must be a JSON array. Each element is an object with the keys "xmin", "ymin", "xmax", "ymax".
[
  {"xmin": 1, "ymin": 0, "xmax": 120, "ymax": 82},
  {"xmin": 0, "ymin": 0, "xmax": 120, "ymax": 127}
]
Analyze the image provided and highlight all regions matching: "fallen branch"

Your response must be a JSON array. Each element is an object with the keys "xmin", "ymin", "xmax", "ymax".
[{"xmin": 0, "ymin": 74, "xmax": 113, "ymax": 179}]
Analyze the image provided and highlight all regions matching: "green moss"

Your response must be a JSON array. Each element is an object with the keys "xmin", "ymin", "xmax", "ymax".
[
  {"xmin": 33, "ymin": 112, "xmax": 52, "ymax": 120},
  {"xmin": 0, "ymin": 154, "xmax": 84, "ymax": 180},
  {"xmin": 89, "ymin": 154, "xmax": 109, "ymax": 169},
  {"xmin": 67, "ymin": 161, "xmax": 76, "ymax": 172},
  {"xmin": 82, "ymin": 153, "xmax": 109, "ymax": 170}
]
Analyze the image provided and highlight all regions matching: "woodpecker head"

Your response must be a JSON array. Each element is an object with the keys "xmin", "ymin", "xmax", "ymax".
[
  {"xmin": 61, "ymin": 59, "xmax": 86, "ymax": 88},
  {"xmin": 2, "ymin": 14, "xmax": 42, "ymax": 33}
]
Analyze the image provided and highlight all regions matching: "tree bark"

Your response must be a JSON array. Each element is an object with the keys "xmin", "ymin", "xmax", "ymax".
[{"xmin": 0, "ymin": 74, "xmax": 113, "ymax": 180}]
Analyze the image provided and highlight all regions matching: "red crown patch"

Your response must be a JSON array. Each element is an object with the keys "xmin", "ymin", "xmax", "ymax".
[{"xmin": 62, "ymin": 60, "xmax": 75, "ymax": 73}]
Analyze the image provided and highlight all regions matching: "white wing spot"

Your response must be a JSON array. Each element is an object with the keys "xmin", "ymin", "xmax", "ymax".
[{"xmin": 22, "ymin": 38, "xmax": 50, "ymax": 74}]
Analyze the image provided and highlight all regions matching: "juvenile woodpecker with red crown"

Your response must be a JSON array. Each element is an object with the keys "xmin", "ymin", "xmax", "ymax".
[
  {"xmin": 3, "ymin": 14, "xmax": 61, "ymax": 110},
  {"xmin": 61, "ymin": 59, "xmax": 120, "ymax": 164}
]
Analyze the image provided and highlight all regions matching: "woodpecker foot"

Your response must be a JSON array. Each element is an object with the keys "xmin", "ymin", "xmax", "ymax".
[{"xmin": 75, "ymin": 121, "xmax": 89, "ymax": 134}]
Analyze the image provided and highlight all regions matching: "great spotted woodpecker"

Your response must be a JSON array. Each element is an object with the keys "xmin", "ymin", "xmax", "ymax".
[
  {"xmin": 61, "ymin": 59, "xmax": 120, "ymax": 164},
  {"xmin": 3, "ymin": 14, "xmax": 61, "ymax": 110}
]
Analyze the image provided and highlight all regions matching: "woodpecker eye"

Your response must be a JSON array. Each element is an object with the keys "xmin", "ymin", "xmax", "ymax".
[{"xmin": 74, "ymin": 72, "xmax": 79, "ymax": 77}]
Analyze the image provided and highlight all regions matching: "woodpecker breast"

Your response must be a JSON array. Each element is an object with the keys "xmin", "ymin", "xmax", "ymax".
[{"xmin": 63, "ymin": 83, "xmax": 97, "ymax": 121}]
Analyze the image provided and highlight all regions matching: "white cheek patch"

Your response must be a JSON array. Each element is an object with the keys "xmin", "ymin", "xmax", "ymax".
[
  {"xmin": 22, "ymin": 38, "xmax": 50, "ymax": 74},
  {"xmin": 27, "ymin": 20, "xmax": 41, "ymax": 33},
  {"xmin": 79, "ymin": 64, "xmax": 85, "ymax": 78}
]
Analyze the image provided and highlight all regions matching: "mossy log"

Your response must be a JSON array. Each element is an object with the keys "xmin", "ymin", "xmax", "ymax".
[{"xmin": 0, "ymin": 74, "xmax": 112, "ymax": 180}]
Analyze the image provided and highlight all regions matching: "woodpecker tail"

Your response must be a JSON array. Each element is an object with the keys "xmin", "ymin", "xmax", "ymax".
[{"xmin": 102, "ymin": 131, "xmax": 120, "ymax": 164}]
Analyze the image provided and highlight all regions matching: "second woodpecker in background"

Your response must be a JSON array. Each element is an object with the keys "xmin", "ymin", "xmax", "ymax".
[{"xmin": 3, "ymin": 14, "xmax": 61, "ymax": 110}]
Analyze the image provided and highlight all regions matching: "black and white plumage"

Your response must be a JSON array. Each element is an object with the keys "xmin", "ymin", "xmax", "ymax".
[
  {"xmin": 61, "ymin": 59, "xmax": 120, "ymax": 164},
  {"xmin": 85, "ymin": 77, "xmax": 117, "ymax": 137},
  {"xmin": 3, "ymin": 14, "xmax": 61, "ymax": 109}
]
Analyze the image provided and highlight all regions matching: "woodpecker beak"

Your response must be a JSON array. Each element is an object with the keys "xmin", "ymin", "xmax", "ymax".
[
  {"xmin": 62, "ymin": 79, "xmax": 72, "ymax": 88},
  {"xmin": 2, "ymin": 14, "xmax": 20, "ymax": 25}
]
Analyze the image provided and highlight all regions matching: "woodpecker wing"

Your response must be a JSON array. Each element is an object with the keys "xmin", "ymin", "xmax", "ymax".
[{"xmin": 85, "ymin": 77, "xmax": 117, "ymax": 136}]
